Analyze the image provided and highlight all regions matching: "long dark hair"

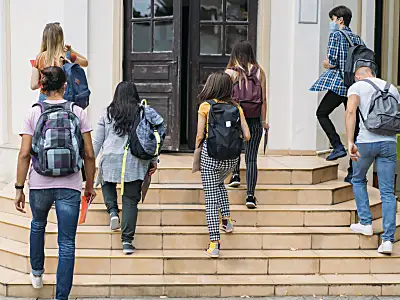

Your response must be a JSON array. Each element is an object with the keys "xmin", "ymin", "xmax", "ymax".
[
  {"xmin": 197, "ymin": 72, "xmax": 236, "ymax": 105},
  {"xmin": 40, "ymin": 66, "xmax": 66, "ymax": 93},
  {"xmin": 227, "ymin": 40, "xmax": 259, "ymax": 87},
  {"xmin": 107, "ymin": 81, "xmax": 140, "ymax": 137}
]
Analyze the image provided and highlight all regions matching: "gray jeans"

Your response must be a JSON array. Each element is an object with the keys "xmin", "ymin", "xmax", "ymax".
[{"xmin": 102, "ymin": 181, "xmax": 142, "ymax": 243}]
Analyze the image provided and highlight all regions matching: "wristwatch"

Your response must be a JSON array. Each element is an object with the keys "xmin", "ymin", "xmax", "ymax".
[{"xmin": 15, "ymin": 184, "xmax": 24, "ymax": 190}]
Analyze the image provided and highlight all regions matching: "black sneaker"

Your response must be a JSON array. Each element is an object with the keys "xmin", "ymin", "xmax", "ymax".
[
  {"xmin": 228, "ymin": 174, "xmax": 241, "ymax": 188},
  {"xmin": 122, "ymin": 242, "xmax": 136, "ymax": 255},
  {"xmin": 344, "ymin": 173, "xmax": 353, "ymax": 184},
  {"xmin": 246, "ymin": 195, "xmax": 257, "ymax": 209},
  {"xmin": 326, "ymin": 146, "xmax": 347, "ymax": 161}
]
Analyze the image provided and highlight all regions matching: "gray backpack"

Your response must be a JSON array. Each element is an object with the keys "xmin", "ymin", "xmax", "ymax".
[{"xmin": 358, "ymin": 79, "xmax": 400, "ymax": 136}]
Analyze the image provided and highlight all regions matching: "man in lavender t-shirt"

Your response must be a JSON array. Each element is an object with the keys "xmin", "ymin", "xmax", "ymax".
[{"xmin": 14, "ymin": 66, "xmax": 96, "ymax": 300}]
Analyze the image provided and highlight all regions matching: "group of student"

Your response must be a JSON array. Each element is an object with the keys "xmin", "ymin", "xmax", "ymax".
[
  {"xmin": 12, "ymin": 5, "xmax": 400, "ymax": 299},
  {"xmin": 13, "ymin": 22, "xmax": 267, "ymax": 300},
  {"xmin": 311, "ymin": 6, "xmax": 400, "ymax": 255}
]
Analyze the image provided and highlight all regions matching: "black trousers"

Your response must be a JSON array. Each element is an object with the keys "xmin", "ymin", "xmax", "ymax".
[
  {"xmin": 102, "ymin": 181, "xmax": 143, "ymax": 243},
  {"xmin": 316, "ymin": 90, "xmax": 360, "ymax": 174}
]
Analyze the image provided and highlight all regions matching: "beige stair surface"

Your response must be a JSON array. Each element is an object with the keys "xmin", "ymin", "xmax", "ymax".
[{"xmin": 0, "ymin": 154, "xmax": 399, "ymax": 297}]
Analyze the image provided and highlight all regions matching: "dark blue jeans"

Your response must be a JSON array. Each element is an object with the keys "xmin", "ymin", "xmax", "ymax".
[
  {"xmin": 352, "ymin": 141, "xmax": 397, "ymax": 242},
  {"xmin": 30, "ymin": 188, "xmax": 81, "ymax": 300}
]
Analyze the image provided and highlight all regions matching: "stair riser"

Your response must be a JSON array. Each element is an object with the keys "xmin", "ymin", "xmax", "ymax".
[
  {"xmin": 153, "ymin": 166, "xmax": 338, "ymax": 185},
  {"xmin": 0, "ymin": 222, "xmax": 379, "ymax": 250},
  {"xmin": 93, "ymin": 185, "xmax": 354, "ymax": 206},
  {"xmin": 0, "ymin": 198, "xmax": 383, "ymax": 227},
  {"xmin": 1, "ymin": 250, "xmax": 399, "ymax": 275},
  {"xmin": 4, "ymin": 282, "xmax": 398, "ymax": 298}
]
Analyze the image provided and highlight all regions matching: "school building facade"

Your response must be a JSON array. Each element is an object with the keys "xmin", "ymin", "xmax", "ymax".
[{"xmin": 0, "ymin": 0, "xmax": 398, "ymax": 184}]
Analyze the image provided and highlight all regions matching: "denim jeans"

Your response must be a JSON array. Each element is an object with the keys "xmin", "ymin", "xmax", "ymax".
[
  {"xmin": 30, "ymin": 188, "xmax": 81, "ymax": 300},
  {"xmin": 352, "ymin": 141, "xmax": 397, "ymax": 242},
  {"xmin": 102, "ymin": 181, "xmax": 142, "ymax": 243}
]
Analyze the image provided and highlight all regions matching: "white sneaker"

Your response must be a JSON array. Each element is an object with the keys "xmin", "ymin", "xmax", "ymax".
[
  {"xmin": 30, "ymin": 273, "xmax": 43, "ymax": 289},
  {"xmin": 378, "ymin": 240, "xmax": 393, "ymax": 255},
  {"xmin": 350, "ymin": 223, "xmax": 373, "ymax": 236}
]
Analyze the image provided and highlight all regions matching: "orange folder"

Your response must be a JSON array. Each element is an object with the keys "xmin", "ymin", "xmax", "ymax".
[
  {"xmin": 79, "ymin": 195, "xmax": 93, "ymax": 225},
  {"xmin": 30, "ymin": 59, "xmax": 35, "ymax": 67}
]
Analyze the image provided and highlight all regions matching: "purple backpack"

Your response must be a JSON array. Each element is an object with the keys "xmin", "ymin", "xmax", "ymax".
[{"xmin": 231, "ymin": 66, "xmax": 262, "ymax": 118}]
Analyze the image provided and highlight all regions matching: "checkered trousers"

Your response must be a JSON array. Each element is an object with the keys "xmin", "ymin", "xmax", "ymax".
[{"xmin": 200, "ymin": 142, "xmax": 239, "ymax": 241}]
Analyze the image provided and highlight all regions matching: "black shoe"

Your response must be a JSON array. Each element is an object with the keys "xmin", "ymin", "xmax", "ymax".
[
  {"xmin": 326, "ymin": 146, "xmax": 347, "ymax": 161},
  {"xmin": 246, "ymin": 195, "xmax": 257, "ymax": 209},
  {"xmin": 344, "ymin": 173, "xmax": 353, "ymax": 184},
  {"xmin": 122, "ymin": 242, "xmax": 136, "ymax": 255},
  {"xmin": 228, "ymin": 174, "xmax": 241, "ymax": 188}
]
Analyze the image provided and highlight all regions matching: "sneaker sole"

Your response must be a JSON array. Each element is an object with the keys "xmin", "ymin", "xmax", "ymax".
[
  {"xmin": 228, "ymin": 182, "xmax": 240, "ymax": 188},
  {"xmin": 220, "ymin": 227, "xmax": 234, "ymax": 233},
  {"xmin": 123, "ymin": 249, "xmax": 135, "ymax": 255},
  {"xmin": 326, "ymin": 152, "xmax": 347, "ymax": 161},
  {"xmin": 110, "ymin": 217, "xmax": 121, "ymax": 231},
  {"xmin": 246, "ymin": 202, "xmax": 257, "ymax": 209},
  {"xmin": 350, "ymin": 227, "xmax": 373, "ymax": 236},
  {"xmin": 204, "ymin": 250, "xmax": 219, "ymax": 258},
  {"xmin": 378, "ymin": 249, "xmax": 392, "ymax": 255}
]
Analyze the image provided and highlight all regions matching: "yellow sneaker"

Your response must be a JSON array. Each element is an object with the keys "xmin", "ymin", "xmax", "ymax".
[{"xmin": 204, "ymin": 242, "xmax": 220, "ymax": 258}]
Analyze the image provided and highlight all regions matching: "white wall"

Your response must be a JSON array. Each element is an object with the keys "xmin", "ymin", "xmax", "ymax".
[{"xmin": 0, "ymin": 0, "xmax": 7, "ymax": 145}]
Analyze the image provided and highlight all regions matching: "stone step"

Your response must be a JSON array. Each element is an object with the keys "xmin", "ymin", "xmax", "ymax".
[
  {"xmin": 1, "ymin": 237, "xmax": 400, "ymax": 276},
  {"xmin": 1, "ymin": 212, "xmax": 390, "ymax": 250},
  {"xmin": 92, "ymin": 180, "xmax": 354, "ymax": 206},
  {"xmin": 150, "ymin": 155, "xmax": 338, "ymax": 185},
  {"xmin": 1, "ymin": 266, "xmax": 399, "ymax": 297},
  {"xmin": 0, "ymin": 192, "xmax": 385, "ymax": 227}
]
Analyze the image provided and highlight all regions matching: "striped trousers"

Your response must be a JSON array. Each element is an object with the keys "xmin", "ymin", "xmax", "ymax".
[{"xmin": 233, "ymin": 117, "xmax": 263, "ymax": 196}]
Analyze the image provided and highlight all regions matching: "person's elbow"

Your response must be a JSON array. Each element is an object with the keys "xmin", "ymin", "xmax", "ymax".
[
  {"xmin": 243, "ymin": 132, "xmax": 251, "ymax": 142},
  {"xmin": 84, "ymin": 148, "xmax": 96, "ymax": 161},
  {"xmin": 80, "ymin": 60, "xmax": 89, "ymax": 68},
  {"xmin": 18, "ymin": 149, "xmax": 31, "ymax": 161},
  {"xmin": 30, "ymin": 83, "xmax": 39, "ymax": 90}
]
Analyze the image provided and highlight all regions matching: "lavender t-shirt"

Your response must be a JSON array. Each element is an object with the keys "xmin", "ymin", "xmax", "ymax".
[{"xmin": 20, "ymin": 100, "xmax": 92, "ymax": 192}]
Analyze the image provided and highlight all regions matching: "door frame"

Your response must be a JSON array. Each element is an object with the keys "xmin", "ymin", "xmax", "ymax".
[
  {"xmin": 187, "ymin": 0, "xmax": 259, "ymax": 149},
  {"xmin": 123, "ymin": 0, "xmax": 182, "ymax": 151}
]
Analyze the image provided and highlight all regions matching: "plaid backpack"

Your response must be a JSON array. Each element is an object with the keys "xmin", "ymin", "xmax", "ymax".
[{"xmin": 31, "ymin": 102, "xmax": 84, "ymax": 177}]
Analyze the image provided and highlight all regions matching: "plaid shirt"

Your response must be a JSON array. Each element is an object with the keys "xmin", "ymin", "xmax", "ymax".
[{"xmin": 310, "ymin": 27, "xmax": 362, "ymax": 97}]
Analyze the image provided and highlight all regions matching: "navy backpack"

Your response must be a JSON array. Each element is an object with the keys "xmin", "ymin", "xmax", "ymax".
[{"xmin": 62, "ymin": 52, "xmax": 91, "ymax": 109}]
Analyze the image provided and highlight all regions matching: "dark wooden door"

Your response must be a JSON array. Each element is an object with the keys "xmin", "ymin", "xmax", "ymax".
[
  {"xmin": 124, "ymin": 0, "xmax": 182, "ymax": 151},
  {"xmin": 187, "ymin": 0, "xmax": 258, "ymax": 148}
]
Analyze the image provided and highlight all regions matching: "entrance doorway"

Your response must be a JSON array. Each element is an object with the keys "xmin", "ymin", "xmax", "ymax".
[{"xmin": 124, "ymin": 0, "xmax": 258, "ymax": 151}]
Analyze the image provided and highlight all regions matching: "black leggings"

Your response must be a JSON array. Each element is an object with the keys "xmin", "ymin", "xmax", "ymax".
[{"xmin": 233, "ymin": 117, "xmax": 263, "ymax": 196}]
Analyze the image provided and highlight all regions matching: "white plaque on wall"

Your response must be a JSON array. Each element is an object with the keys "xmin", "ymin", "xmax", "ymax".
[{"xmin": 299, "ymin": 0, "xmax": 319, "ymax": 24}]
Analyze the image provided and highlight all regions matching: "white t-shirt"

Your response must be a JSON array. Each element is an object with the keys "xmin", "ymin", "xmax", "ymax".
[{"xmin": 347, "ymin": 77, "xmax": 400, "ymax": 143}]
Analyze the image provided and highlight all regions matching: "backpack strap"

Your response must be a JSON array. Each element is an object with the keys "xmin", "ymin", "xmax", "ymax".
[
  {"xmin": 32, "ymin": 102, "xmax": 45, "ymax": 113},
  {"xmin": 205, "ymin": 99, "xmax": 216, "ymax": 105},
  {"xmin": 384, "ymin": 81, "xmax": 392, "ymax": 92},
  {"xmin": 338, "ymin": 30, "xmax": 354, "ymax": 47},
  {"xmin": 362, "ymin": 79, "xmax": 382, "ymax": 92}
]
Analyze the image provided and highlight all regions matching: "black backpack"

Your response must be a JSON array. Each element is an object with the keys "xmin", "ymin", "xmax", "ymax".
[
  {"xmin": 206, "ymin": 100, "xmax": 243, "ymax": 160},
  {"xmin": 339, "ymin": 30, "xmax": 377, "ymax": 88}
]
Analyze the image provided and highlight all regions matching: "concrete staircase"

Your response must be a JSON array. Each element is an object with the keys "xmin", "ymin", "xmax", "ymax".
[{"xmin": 0, "ymin": 154, "xmax": 399, "ymax": 298}]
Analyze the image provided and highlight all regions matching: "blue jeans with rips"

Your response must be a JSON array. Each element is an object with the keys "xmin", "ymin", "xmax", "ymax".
[
  {"xmin": 351, "ymin": 141, "xmax": 397, "ymax": 242},
  {"xmin": 29, "ymin": 188, "xmax": 81, "ymax": 300}
]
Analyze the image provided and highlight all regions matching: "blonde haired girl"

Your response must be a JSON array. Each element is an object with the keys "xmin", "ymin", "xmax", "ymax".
[{"xmin": 31, "ymin": 22, "xmax": 88, "ymax": 102}]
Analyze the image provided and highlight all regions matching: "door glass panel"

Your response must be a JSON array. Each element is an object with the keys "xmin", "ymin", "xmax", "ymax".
[
  {"xmin": 154, "ymin": 0, "xmax": 174, "ymax": 17},
  {"xmin": 225, "ymin": 25, "xmax": 248, "ymax": 54},
  {"xmin": 200, "ymin": 0, "xmax": 223, "ymax": 21},
  {"xmin": 154, "ymin": 21, "xmax": 173, "ymax": 51},
  {"xmin": 226, "ymin": 0, "xmax": 248, "ymax": 21},
  {"xmin": 200, "ymin": 25, "xmax": 223, "ymax": 55},
  {"xmin": 132, "ymin": 22, "xmax": 152, "ymax": 52},
  {"xmin": 132, "ymin": 0, "xmax": 151, "ymax": 18}
]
